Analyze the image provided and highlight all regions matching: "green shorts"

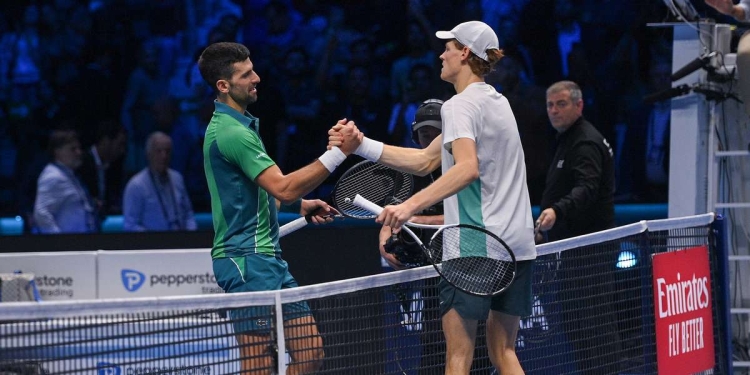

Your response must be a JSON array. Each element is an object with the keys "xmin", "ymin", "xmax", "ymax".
[
  {"xmin": 439, "ymin": 260, "xmax": 535, "ymax": 319},
  {"xmin": 213, "ymin": 253, "xmax": 311, "ymax": 333}
]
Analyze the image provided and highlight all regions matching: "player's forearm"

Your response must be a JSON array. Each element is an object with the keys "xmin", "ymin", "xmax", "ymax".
[
  {"xmin": 274, "ymin": 163, "xmax": 331, "ymax": 204},
  {"xmin": 411, "ymin": 214, "xmax": 444, "ymax": 225},
  {"xmin": 378, "ymin": 145, "xmax": 440, "ymax": 176},
  {"xmin": 407, "ymin": 161, "xmax": 478, "ymax": 214}
]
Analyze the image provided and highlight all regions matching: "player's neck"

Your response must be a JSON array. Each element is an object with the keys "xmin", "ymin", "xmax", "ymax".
[
  {"xmin": 452, "ymin": 71, "xmax": 483, "ymax": 94},
  {"xmin": 218, "ymin": 94, "xmax": 247, "ymax": 114}
]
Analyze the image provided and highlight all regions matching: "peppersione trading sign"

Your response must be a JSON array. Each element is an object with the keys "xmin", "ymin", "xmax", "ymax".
[{"xmin": 652, "ymin": 245, "xmax": 715, "ymax": 375}]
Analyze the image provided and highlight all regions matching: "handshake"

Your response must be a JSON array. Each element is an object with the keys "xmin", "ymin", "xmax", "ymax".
[
  {"xmin": 327, "ymin": 119, "xmax": 362, "ymax": 155},
  {"xmin": 327, "ymin": 119, "xmax": 383, "ymax": 163}
]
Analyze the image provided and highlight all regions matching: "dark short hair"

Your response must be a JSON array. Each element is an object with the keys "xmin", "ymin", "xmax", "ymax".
[
  {"xmin": 94, "ymin": 120, "xmax": 126, "ymax": 143},
  {"xmin": 197, "ymin": 42, "xmax": 251, "ymax": 92},
  {"xmin": 48, "ymin": 130, "xmax": 79, "ymax": 155}
]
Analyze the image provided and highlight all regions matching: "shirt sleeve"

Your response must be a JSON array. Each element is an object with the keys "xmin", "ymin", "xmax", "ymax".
[
  {"xmin": 441, "ymin": 97, "xmax": 480, "ymax": 151},
  {"xmin": 218, "ymin": 126, "xmax": 276, "ymax": 180},
  {"xmin": 551, "ymin": 141, "xmax": 604, "ymax": 220}
]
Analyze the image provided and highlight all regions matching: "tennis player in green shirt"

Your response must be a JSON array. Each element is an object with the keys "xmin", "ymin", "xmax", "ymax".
[{"xmin": 198, "ymin": 42, "xmax": 359, "ymax": 374}]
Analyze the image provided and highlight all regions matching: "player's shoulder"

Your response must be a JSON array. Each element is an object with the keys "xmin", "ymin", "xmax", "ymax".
[{"xmin": 213, "ymin": 118, "xmax": 260, "ymax": 145}]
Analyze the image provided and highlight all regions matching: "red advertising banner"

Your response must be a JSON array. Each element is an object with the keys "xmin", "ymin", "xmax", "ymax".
[{"xmin": 652, "ymin": 245, "xmax": 715, "ymax": 374}]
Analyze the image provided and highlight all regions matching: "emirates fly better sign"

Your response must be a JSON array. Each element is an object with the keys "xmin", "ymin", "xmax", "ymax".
[{"xmin": 652, "ymin": 245, "xmax": 715, "ymax": 374}]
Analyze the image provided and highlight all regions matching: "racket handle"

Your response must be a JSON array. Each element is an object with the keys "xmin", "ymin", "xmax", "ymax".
[
  {"xmin": 352, "ymin": 194, "xmax": 384, "ymax": 215},
  {"xmin": 279, "ymin": 216, "xmax": 309, "ymax": 238}
]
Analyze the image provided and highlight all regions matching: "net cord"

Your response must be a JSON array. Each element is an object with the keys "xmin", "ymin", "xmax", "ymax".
[{"xmin": 0, "ymin": 213, "xmax": 715, "ymax": 321}]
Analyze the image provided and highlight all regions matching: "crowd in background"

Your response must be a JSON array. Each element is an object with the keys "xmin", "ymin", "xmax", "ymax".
[{"xmin": 0, "ymin": 0, "xmax": 729, "ymax": 234}]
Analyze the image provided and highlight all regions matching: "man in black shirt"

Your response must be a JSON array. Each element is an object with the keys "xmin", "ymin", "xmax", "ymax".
[
  {"xmin": 536, "ymin": 80, "xmax": 621, "ymax": 375},
  {"xmin": 536, "ymin": 81, "xmax": 614, "ymax": 240}
]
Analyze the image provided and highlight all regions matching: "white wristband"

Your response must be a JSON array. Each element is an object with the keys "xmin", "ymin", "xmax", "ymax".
[
  {"xmin": 354, "ymin": 136, "xmax": 384, "ymax": 162},
  {"xmin": 319, "ymin": 147, "xmax": 347, "ymax": 173}
]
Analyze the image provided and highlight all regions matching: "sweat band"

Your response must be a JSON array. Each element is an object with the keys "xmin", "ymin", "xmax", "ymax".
[
  {"xmin": 354, "ymin": 136, "xmax": 384, "ymax": 162},
  {"xmin": 319, "ymin": 147, "xmax": 347, "ymax": 173}
]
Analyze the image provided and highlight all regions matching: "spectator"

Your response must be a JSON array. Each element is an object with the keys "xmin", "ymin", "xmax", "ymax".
[
  {"xmin": 78, "ymin": 120, "xmax": 127, "ymax": 216},
  {"xmin": 386, "ymin": 63, "xmax": 440, "ymax": 147},
  {"xmin": 536, "ymin": 80, "xmax": 621, "ymax": 375},
  {"xmin": 122, "ymin": 131, "xmax": 197, "ymax": 232},
  {"xmin": 389, "ymin": 19, "xmax": 440, "ymax": 102},
  {"xmin": 34, "ymin": 130, "xmax": 98, "ymax": 234},
  {"xmin": 121, "ymin": 41, "xmax": 165, "ymax": 175},
  {"xmin": 487, "ymin": 56, "xmax": 551, "ymax": 204}
]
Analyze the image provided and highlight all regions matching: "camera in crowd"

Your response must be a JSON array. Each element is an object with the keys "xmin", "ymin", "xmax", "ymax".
[{"xmin": 383, "ymin": 229, "xmax": 427, "ymax": 268}]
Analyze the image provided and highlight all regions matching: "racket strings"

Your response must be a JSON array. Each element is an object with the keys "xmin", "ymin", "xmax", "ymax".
[
  {"xmin": 429, "ymin": 226, "xmax": 515, "ymax": 296},
  {"xmin": 334, "ymin": 162, "xmax": 413, "ymax": 218}
]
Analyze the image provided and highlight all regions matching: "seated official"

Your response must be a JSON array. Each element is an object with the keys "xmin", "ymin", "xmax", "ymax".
[
  {"xmin": 122, "ymin": 132, "xmax": 197, "ymax": 231},
  {"xmin": 34, "ymin": 130, "xmax": 99, "ymax": 234}
]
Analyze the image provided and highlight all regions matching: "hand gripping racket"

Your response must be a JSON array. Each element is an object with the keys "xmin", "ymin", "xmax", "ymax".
[
  {"xmin": 278, "ymin": 160, "xmax": 414, "ymax": 237},
  {"xmin": 352, "ymin": 194, "xmax": 516, "ymax": 296}
]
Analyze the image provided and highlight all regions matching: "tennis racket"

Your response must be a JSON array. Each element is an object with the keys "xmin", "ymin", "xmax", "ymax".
[
  {"xmin": 352, "ymin": 194, "xmax": 516, "ymax": 296},
  {"xmin": 278, "ymin": 160, "xmax": 415, "ymax": 238}
]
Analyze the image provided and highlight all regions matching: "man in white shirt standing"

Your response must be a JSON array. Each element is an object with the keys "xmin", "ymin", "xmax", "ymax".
[
  {"xmin": 34, "ymin": 130, "xmax": 98, "ymax": 234},
  {"xmin": 330, "ymin": 21, "xmax": 536, "ymax": 375}
]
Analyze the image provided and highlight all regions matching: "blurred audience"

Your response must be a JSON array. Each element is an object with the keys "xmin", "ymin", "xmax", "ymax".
[
  {"xmin": 0, "ymin": 0, "xmax": 680, "ymax": 230},
  {"xmin": 122, "ymin": 131, "xmax": 196, "ymax": 232},
  {"xmin": 78, "ymin": 120, "xmax": 127, "ymax": 216},
  {"xmin": 34, "ymin": 130, "xmax": 98, "ymax": 234}
]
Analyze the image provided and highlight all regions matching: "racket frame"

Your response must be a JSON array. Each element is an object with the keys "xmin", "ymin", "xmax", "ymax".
[{"xmin": 352, "ymin": 194, "xmax": 517, "ymax": 296}]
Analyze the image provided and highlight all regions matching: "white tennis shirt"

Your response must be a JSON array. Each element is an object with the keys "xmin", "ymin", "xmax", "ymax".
[{"xmin": 441, "ymin": 82, "xmax": 537, "ymax": 261}]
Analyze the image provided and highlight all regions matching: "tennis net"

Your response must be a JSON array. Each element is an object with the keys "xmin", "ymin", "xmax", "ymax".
[{"xmin": 0, "ymin": 213, "xmax": 730, "ymax": 374}]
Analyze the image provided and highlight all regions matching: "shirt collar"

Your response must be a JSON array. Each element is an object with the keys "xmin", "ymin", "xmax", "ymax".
[
  {"xmin": 91, "ymin": 145, "xmax": 109, "ymax": 169},
  {"xmin": 556, "ymin": 116, "xmax": 584, "ymax": 140},
  {"xmin": 214, "ymin": 100, "xmax": 259, "ymax": 132}
]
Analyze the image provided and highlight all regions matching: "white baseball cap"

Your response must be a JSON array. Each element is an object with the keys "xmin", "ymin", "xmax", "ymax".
[{"xmin": 435, "ymin": 21, "xmax": 499, "ymax": 62}]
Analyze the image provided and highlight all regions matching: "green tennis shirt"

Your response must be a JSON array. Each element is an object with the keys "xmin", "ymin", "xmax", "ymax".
[{"xmin": 204, "ymin": 101, "xmax": 280, "ymax": 259}]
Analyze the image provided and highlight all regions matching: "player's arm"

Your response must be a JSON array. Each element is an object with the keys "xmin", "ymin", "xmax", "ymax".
[
  {"xmin": 256, "ymin": 163, "xmax": 333, "ymax": 204},
  {"xmin": 329, "ymin": 123, "xmax": 442, "ymax": 176},
  {"xmin": 378, "ymin": 138, "xmax": 478, "ymax": 229},
  {"xmin": 410, "ymin": 214, "xmax": 444, "ymax": 225},
  {"xmin": 377, "ymin": 134, "xmax": 442, "ymax": 176},
  {"xmin": 225, "ymin": 121, "xmax": 357, "ymax": 205},
  {"xmin": 403, "ymin": 138, "xmax": 478, "ymax": 215}
]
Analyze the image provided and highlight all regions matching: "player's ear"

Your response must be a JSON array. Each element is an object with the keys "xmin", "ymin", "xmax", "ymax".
[{"xmin": 216, "ymin": 79, "xmax": 230, "ymax": 94}]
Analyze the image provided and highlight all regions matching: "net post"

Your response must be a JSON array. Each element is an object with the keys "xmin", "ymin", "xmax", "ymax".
[
  {"xmin": 275, "ymin": 291, "xmax": 286, "ymax": 375},
  {"xmin": 638, "ymin": 229, "xmax": 657, "ymax": 368},
  {"xmin": 711, "ymin": 214, "xmax": 734, "ymax": 374}
]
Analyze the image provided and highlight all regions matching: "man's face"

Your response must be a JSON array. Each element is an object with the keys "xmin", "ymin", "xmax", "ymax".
[
  {"xmin": 101, "ymin": 131, "xmax": 127, "ymax": 162},
  {"xmin": 226, "ymin": 58, "xmax": 260, "ymax": 106},
  {"xmin": 546, "ymin": 90, "xmax": 583, "ymax": 132},
  {"xmin": 417, "ymin": 126, "xmax": 441, "ymax": 148},
  {"xmin": 148, "ymin": 137, "xmax": 172, "ymax": 175},
  {"xmin": 439, "ymin": 41, "xmax": 466, "ymax": 84},
  {"xmin": 56, "ymin": 140, "xmax": 83, "ymax": 170}
]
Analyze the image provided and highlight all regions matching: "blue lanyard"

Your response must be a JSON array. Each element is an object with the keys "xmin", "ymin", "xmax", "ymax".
[{"xmin": 148, "ymin": 170, "xmax": 182, "ymax": 230}]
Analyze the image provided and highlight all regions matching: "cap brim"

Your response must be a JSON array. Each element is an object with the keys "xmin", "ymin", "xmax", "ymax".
[
  {"xmin": 435, "ymin": 31, "xmax": 455, "ymax": 40},
  {"xmin": 413, "ymin": 120, "xmax": 442, "ymax": 131}
]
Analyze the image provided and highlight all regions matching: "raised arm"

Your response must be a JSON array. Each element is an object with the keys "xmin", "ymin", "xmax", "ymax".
[{"xmin": 329, "ymin": 123, "xmax": 442, "ymax": 176}]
